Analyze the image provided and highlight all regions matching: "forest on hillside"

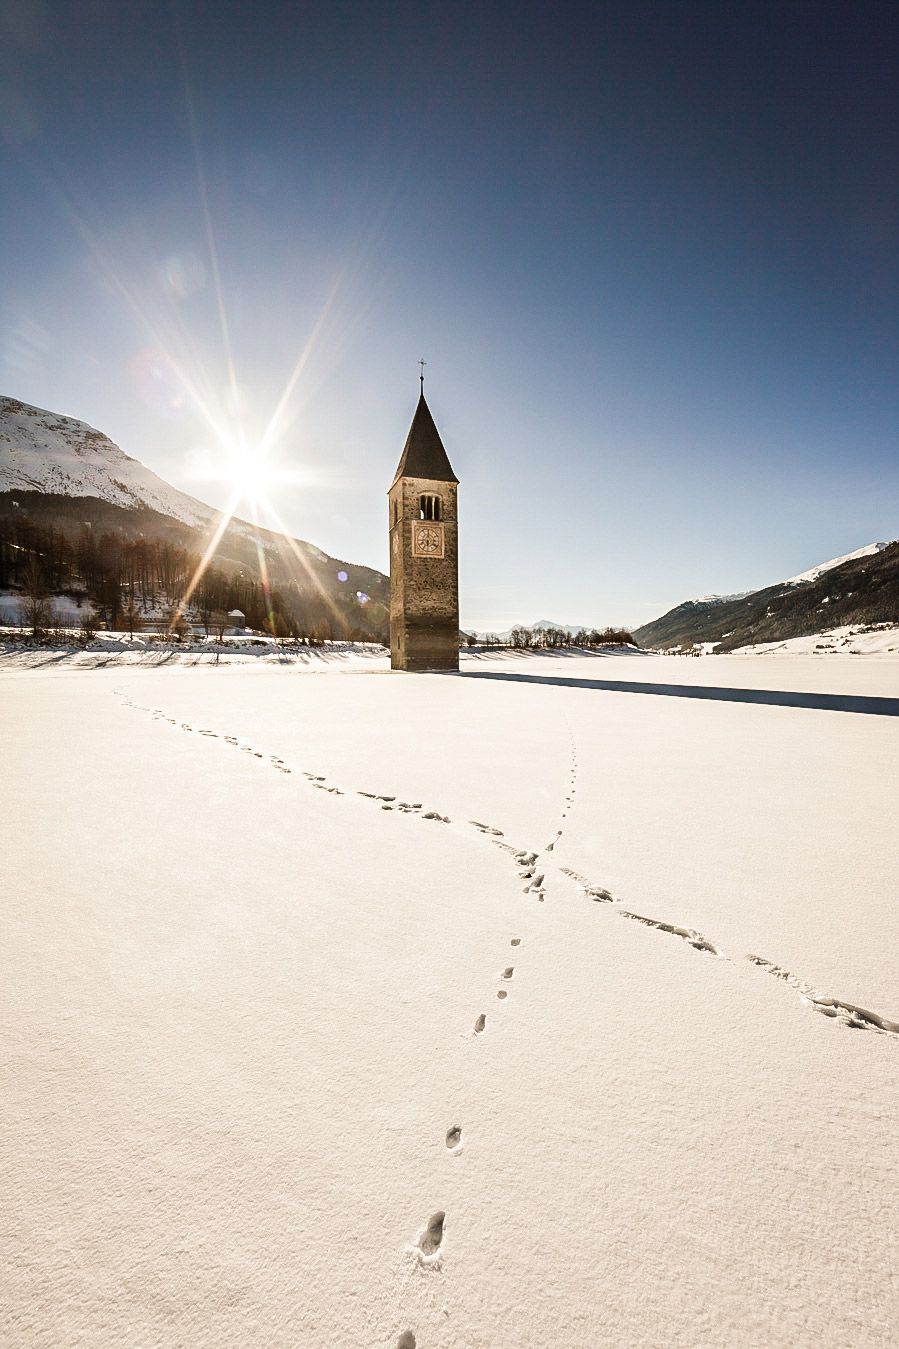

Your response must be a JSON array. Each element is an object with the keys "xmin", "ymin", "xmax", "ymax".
[{"xmin": 0, "ymin": 505, "xmax": 388, "ymax": 641}]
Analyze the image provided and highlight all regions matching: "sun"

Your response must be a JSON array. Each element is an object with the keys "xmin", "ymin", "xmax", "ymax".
[{"xmin": 227, "ymin": 446, "xmax": 275, "ymax": 506}]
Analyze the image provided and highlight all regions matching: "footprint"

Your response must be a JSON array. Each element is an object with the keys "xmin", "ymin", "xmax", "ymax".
[
  {"xmin": 474, "ymin": 1014, "xmax": 486, "ymax": 1034},
  {"xmin": 445, "ymin": 1126, "xmax": 462, "ymax": 1149},
  {"xmin": 510, "ymin": 938, "xmax": 521, "ymax": 946},
  {"xmin": 497, "ymin": 989, "xmax": 508, "ymax": 1000},
  {"xmin": 416, "ymin": 1210, "xmax": 445, "ymax": 1261},
  {"xmin": 747, "ymin": 955, "xmax": 899, "ymax": 1035},
  {"xmin": 422, "ymin": 811, "xmax": 451, "ymax": 823},
  {"xmin": 621, "ymin": 911, "xmax": 719, "ymax": 956},
  {"xmin": 501, "ymin": 967, "xmax": 514, "ymax": 979},
  {"xmin": 396, "ymin": 1335, "xmax": 416, "ymax": 1349}
]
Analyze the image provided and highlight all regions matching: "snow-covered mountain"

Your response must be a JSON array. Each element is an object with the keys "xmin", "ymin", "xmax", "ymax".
[
  {"xmin": 0, "ymin": 397, "xmax": 214, "ymax": 526},
  {"xmin": 635, "ymin": 540, "xmax": 899, "ymax": 650},
  {"xmin": 783, "ymin": 542, "xmax": 891, "ymax": 586}
]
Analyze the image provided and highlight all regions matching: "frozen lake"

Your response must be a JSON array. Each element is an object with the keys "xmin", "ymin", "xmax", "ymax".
[{"xmin": 3, "ymin": 652, "xmax": 897, "ymax": 1347}]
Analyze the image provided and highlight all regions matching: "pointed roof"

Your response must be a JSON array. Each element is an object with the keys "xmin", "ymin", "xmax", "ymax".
[{"xmin": 391, "ymin": 393, "xmax": 458, "ymax": 486}]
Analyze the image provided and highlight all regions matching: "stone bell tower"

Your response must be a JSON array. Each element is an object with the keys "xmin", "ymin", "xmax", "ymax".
[{"xmin": 388, "ymin": 378, "xmax": 459, "ymax": 671}]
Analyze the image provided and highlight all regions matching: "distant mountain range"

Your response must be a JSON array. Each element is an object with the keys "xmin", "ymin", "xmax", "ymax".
[
  {"xmin": 0, "ymin": 396, "xmax": 388, "ymax": 639},
  {"xmin": 635, "ymin": 542, "xmax": 898, "ymax": 651}
]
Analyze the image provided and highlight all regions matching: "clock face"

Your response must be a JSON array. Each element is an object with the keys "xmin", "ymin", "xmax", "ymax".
[
  {"xmin": 416, "ymin": 526, "xmax": 441, "ymax": 553},
  {"xmin": 412, "ymin": 522, "xmax": 445, "ymax": 558}
]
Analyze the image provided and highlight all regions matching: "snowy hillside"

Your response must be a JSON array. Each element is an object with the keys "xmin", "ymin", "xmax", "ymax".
[
  {"xmin": 0, "ymin": 396, "xmax": 213, "ymax": 525},
  {"xmin": 636, "ymin": 540, "xmax": 899, "ymax": 651},
  {"xmin": 783, "ymin": 541, "xmax": 891, "ymax": 585}
]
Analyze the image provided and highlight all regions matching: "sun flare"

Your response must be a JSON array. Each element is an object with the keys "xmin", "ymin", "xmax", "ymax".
[{"xmin": 227, "ymin": 446, "xmax": 275, "ymax": 505}]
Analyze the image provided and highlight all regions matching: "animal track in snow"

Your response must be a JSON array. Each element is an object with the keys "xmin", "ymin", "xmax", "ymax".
[
  {"xmin": 620, "ymin": 910, "xmax": 720, "ymax": 955},
  {"xmin": 120, "ymin": 692, "xmax": 899, "ymax": 1052},
  {"xmin": 511, "ymin": 937, "xmax": 521, "ymax": 946},
  {"xmin": 501, "ymin": 966, "xmax": 514, "ymax": 979},
  {"xmin": 747, "ymin": 956, "xmax": 899, "ymax": 1035},
  {"xmin": 445, "ymin": 1126, "xmax": 462, "ymax": 1150},
  {"xmin": 415, "ymin": 1210, "xmax": 445, "ymax": 1265},
  {"xmin": 496, "ymin": 989, "xmax": 508, "ymax": 1000},
  {"xmin": 396, "ymin": 1334, "xmax": 416, "ymax": 1349},
  {"xmin": 560, "ymin": 867, "xmax": 615, "ymax": 903}
]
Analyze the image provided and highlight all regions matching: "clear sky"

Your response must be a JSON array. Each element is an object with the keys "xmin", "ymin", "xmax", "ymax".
[{"xmin": 1, "ymin": 0, "xmax": 897, "ymax": 630}]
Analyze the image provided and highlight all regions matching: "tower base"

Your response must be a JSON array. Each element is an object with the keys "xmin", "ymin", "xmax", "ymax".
[{"xmin": 390, "ymin": 622, "xmax": 459, "ymax": 672}]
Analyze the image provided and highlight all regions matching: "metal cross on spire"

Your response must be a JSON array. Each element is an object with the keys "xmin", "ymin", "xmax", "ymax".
[{"xmin": 419, "ymin": 357, "xmax": 426, "ymax": 391}]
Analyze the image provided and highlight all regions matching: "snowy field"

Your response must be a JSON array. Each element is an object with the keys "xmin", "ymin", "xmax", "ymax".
[{"xmin": 2, "ymin": 652, "xmax": 898, "ymax": 1348}]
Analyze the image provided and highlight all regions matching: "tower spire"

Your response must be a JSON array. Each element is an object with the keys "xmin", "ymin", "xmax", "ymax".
[{"xmin": 419, "ymin": 357, "xmax": 426, "ymax": 392}]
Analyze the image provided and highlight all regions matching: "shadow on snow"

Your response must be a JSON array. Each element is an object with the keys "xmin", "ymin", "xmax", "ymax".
[{"xmin": 458, "ymin": 670, "xmax": 899, "ymax": 717}]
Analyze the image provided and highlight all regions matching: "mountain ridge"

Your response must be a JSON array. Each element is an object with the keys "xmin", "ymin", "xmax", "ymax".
[
  {"xmin": 635, "ymin": 541, "xmax": 899, "ymax": 651},
  {"xmin": 0, "ymin": 396, "xmax": 217, "ymax": 526}
]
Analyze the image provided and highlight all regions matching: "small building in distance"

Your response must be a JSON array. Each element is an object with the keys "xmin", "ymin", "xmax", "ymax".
[
  {"xmin": 388, "ymin": 385, "xmax": 460, "ymax": 671},
  {"xmin": 228, "ymin": 609, "xmax": 246, "ymax": 634}
]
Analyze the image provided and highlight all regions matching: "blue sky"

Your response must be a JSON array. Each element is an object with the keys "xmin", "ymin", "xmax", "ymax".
[{"xmin": 1, "ymin": 0, "xmax": 897, "ymax": 630}]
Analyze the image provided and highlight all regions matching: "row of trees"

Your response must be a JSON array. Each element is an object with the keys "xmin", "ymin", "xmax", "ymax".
[{"xmin": 466, "ymin": 626, "xmax": 635, "ymax": 649}]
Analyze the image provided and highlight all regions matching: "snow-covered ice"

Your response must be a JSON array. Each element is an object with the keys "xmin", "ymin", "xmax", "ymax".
[{"xmin": 2, "ymin": 651, "xmax": 897, "ymax": 1348}]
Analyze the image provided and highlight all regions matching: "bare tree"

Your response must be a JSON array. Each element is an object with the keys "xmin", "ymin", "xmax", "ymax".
[
  {"xmin": 122, "ymin": 600, "xmax": 144, "ymax": 639},
  {"xmin": 79, "ymin": 606, "xmax": 99, "ymax": 641},
  {"xmin": 20, "ymin": 556, "xmax": 51, "ymax": 637}
]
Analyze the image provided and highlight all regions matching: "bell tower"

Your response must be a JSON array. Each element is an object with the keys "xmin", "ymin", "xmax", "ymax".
[{"xmin": 388, "ymin": 378, "xmax": 459, "ymax": 671}]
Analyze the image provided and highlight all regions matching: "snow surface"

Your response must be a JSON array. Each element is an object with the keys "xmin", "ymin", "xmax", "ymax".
[
  {"xmin": 2, "ymin": 652, "xmax": 897, "ymax": 1348},
  {"xmin": 782, "ymin": 540, "xmax": 893, "ymax": 586},
  {"xmin": 0, "ymin": 396, "xmax": 213, "ymax": 524},
  {"xmin": 733, "ymin": 624, "xmax": 899, "ymax": 656}
]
